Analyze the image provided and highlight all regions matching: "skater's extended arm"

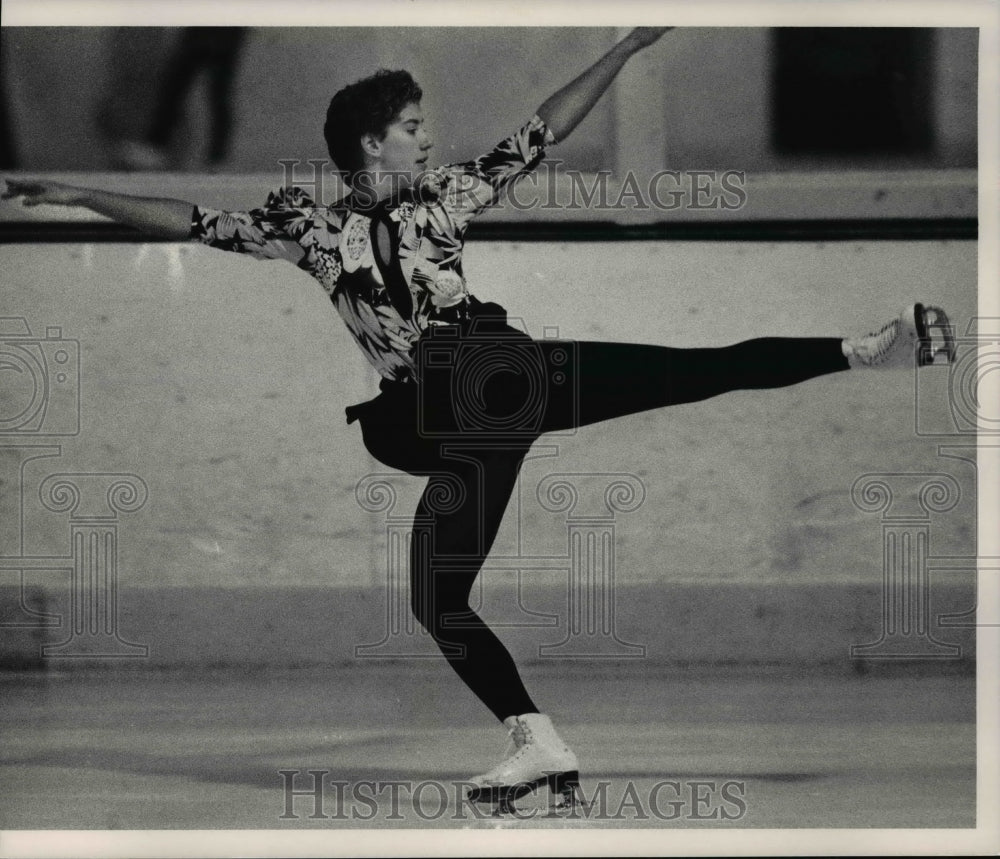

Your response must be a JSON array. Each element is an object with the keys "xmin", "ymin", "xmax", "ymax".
[
  {"xmin": 446, "ymin": 27, "xmax": 674, "ymax": 221},
  {"xmin": 3, "ymin": 179, "xmax": 193, "ymax": 240},
  {"xmin": 536, "ymin": 27, "xmax": 672, "ymax": 143}
]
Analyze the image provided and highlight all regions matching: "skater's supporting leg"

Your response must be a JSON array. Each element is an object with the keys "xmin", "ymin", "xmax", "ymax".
[
  {"xmin": 409, "ymin": 449, "xmax": 539, "ymax": 722},
  {"xmin": 403, "ymin": 442, "xmax": 579, "ymax": 805}
]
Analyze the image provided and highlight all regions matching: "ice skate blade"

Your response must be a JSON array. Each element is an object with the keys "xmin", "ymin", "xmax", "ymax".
[
  {"xmin": 486, "ymin": 793, "xmax": 590, "ymax": 819},
  {"xmin": 915, "ymin": 303, "xmax": 956, "ymax": 366},
  {"xmin": 468, "ymin": 782, "xmax": 534, "ymax": 805},
  {"xmin": 467, "ymin": 769, "xmax": 581, "ymax": 813},
  {"xmin": 487, "ymin": 794, "xmax": 591, "ymax": 819},
  {"xmin": 545, "ymin": 791, "xmax": 591, "ymax": 817}
]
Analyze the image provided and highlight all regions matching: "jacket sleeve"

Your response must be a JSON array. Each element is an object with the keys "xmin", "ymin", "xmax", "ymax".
[
  {"xmin": 189, "ymin": 186, "xmax": 315, "ymax": 265},
  {"xmin": 440, "ymin": 114, "xmax": 557, "ymax": 225}
]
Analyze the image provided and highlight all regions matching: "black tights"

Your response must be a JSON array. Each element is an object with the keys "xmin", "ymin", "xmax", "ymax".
[{"xmin": 356, "ymin": 335, "xmax": 849, "ymax": 721}]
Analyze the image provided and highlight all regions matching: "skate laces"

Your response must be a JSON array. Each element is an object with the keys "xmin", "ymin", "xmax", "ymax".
[
  {"xmin": 485, "ymin": 719, "xmax": 534, "ymax": 777},
  {"xmin": 499, "ymin": 719, "xmax": 533, "ymax": 762},
  {"xmin": 510, "ymin": 718, "xmax": 533, "ymax": 748},
  {"xmin": 474, "ymin": 716, "xmax": 575, "ymax": 787},
  {"xmin": 858, "ymin": 317, "xmax": 903, "ymax": 365}
]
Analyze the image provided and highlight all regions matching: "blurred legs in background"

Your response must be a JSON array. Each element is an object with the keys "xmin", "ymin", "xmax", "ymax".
[
  {"xmin": 0, "ymin": 31, "xmax": 16, "ymax": 169},
  {"xmin": 110, "ymin": 27, "xmax": 247, "ymax": 171},
  {"xmin": 146, "ymin": 27, "xmax": 247, "ymax": 166}
]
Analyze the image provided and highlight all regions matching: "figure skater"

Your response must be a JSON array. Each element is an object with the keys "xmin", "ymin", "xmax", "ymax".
[{"xmin": 3, "ymin": 27, "xmax": 954, "ymax": 813}]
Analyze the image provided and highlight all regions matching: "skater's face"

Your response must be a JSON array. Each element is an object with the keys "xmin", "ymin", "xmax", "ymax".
[{"xmin": 363, "ymin": 102, "xmax": 433, "ymax": 183}]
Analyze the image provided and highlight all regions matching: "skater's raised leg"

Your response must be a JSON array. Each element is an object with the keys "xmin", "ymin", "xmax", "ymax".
[{"xmin": 538, "ymin": 303, "xmax": 953, "ymax": 433}]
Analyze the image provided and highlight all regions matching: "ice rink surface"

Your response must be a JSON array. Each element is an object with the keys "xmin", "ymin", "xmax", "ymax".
[{"xmin": 0, "ymin": 665, "xmax": 975, "ymax": 829}]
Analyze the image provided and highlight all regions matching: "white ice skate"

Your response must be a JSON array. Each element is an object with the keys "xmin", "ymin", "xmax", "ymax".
[
  {"xmin": 843, "ymin": 303, "xmax": 955, "ymax": 369},
  {"xmin": 466, "ymin": 713, "xmax": 583, "ymax": 815}
]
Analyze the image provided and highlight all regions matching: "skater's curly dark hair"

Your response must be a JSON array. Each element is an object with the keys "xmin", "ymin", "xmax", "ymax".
[{"xmin": 324, "ymin": 69, "xmax": 423, "ymax": 178}]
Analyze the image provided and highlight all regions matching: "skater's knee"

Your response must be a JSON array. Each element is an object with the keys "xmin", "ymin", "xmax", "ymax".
[
  {"xmin": 409, "ymin": 591, "xmax": 432, "ymax": 631},
  {"xmin": 409, "ymin": 591, "xmax": 471, "ymax": 640}
]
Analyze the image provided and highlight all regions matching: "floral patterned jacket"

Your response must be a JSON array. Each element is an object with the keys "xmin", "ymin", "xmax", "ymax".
[{"xmin": 190, "ymin": 115, "xmax": 555, "ymax": 381}]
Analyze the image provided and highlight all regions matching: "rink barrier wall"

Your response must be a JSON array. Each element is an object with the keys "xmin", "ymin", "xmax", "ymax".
[
  {"xmin": 0, "ymin": 217, "xmax": 977, "ymax": 243},
  {"xmin": 0, "ymin": 168, "xmax": 978, "ymax": 242}
]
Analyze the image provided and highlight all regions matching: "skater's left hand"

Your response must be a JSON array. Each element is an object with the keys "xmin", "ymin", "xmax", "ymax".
[{"xmin": 2, "ymin": 178, "xmax": 84, "ymax": 207}]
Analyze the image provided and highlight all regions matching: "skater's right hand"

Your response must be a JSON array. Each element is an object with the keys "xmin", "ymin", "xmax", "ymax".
[{"xmin": 2, "ymin": 178, "xmax": 84, "ymax": 207}]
